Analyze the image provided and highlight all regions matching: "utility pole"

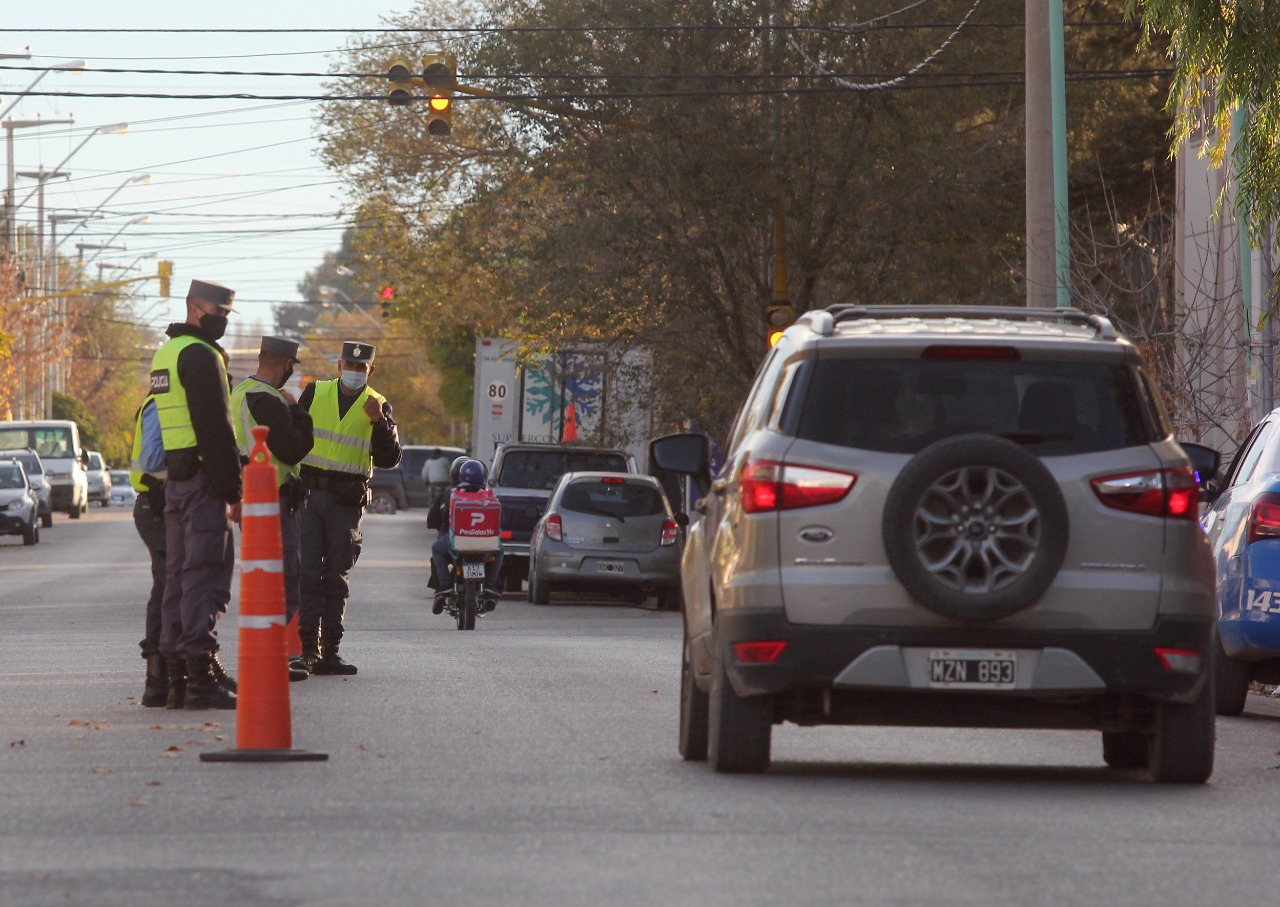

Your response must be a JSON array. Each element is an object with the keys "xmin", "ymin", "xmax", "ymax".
[
  {"xmin": 4, "ymin": 116, "xmax": 74, "ymax": 254},
  {"xmin": 1025, "ymin": 0, "xmax": 1055, "ymax": 307},
  {"xmin": 17, "ymin": 168, "xmax": 68, "ymax": 418}
]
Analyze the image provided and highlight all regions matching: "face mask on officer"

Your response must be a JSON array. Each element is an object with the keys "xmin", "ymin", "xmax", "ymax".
[
  {"xmin": 278, "ymin": 367, "xmax": 293, "ymax": 389},
  {"xmin": 199, "ymin": 312, "xmax": 228, "ymax": 341},
  {"xmin": 339, "ymin": 368, "xmax": 367, "ymax": 392}
]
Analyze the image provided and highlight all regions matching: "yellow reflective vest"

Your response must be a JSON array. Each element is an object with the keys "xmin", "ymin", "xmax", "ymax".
[
  {"xmin": 149, "ymin": 334, "xmax": 227, "ymax": 454},
  {"xmin": 302, "ymin": 379, "xmax": 387, "ymax": 477},
  {"xmin": 230, "ymin": 377, "xmax": 299, "ymax": 487}
]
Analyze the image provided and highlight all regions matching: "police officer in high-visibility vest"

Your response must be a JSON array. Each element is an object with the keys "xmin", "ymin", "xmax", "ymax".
[
  {"xmin": 297, "ymin": 340, "xmax": 401, "ymax": 675},
  {"xmin": 128, "ymin": 396, "xmax": 169, "ymax": 708},
  {"xmin": 229, "ymin": 335, "xmax": 315, "ymax": 683},
  {"xmin": 151, "ymin": 279, "xmax": 242, "ymax": 711}
]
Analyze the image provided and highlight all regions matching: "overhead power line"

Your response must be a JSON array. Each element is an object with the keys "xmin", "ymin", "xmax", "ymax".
[
  {"xmin": 2, "ymin": 22, "xmax": 1141, "ymax": 33},
  {"xmin": 11, "ymin": 72, "xmax": 1174, "ymax": 103}
]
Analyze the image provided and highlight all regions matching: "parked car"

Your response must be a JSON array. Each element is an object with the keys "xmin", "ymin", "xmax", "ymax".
[
  {"xmin": 109, "ymin": 470, "xmax": 138, "ymax": 507},
  {"xmin": 1201, "ymin": 415, "xmax": 1280, "ymax": 715},
  {"xmin": 85, "ymin": 450, "xmax": 111, "ymax": 507},
  {"xmin": 369, "ymin": 445, "xmax": 466, "ymax": 514},
  {"xmin": 489, "ymin": 443, "xmax": 637, "ymax": 591},
  {"xmin": 527, "ymin": 472, "xmax": 685, "ymax": 609},
  {"xmin": 0, "ymin": 448, "xmax": 53, "ymax": 527},
  {"xmin": 653, "ymin": 305, "xmax": 1217, "ymax": 783},
  {"xmin": 0, "ymin": 458, "xmax": 41, "ymax": 545}
]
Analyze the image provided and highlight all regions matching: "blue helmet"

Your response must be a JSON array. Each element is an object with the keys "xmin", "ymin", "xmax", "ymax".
[{"xmin": 458, "ymin": 459, "xmax": 487, "ymax": 488}]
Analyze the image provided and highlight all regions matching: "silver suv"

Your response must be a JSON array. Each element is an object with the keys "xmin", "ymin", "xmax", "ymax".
[{"xmin": 651, "ymin": 306, "xmax": 1217, "ymax": 783}]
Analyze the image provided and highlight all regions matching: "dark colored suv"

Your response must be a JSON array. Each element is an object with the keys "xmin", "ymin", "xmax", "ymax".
[
  {"xmin": 653, "ymin": 306, "xmax": 1218, "ymax": 782},
  {"xmin": 489, "ymin": 443, "xmax": 635, "ymax": 590}
]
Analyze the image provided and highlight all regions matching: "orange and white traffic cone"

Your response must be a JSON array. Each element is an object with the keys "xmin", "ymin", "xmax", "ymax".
[
  {"xmin": 561, "ymin": 403, "xmax": 579, "ymax": 443},
  {"xmin": 202, "ymin": 425, "xmax": 326, "ymax": 764}
]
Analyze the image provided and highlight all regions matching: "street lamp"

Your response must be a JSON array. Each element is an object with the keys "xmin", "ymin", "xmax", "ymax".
[
  {"xmin": 14, "ymin": 123, "xmax": 129, "ymax": 213},
  {"xmin": 318, "ymin": 284, "xmax": 383, "ymax": 331},
  {"xmin": 52, "ymin": 173, "xmax": 150, "ymax": 257},
  {"xmin": 0, "ymin": 59, "xmax": 85, "ymax": 122},
  {"xmin": 76, "ymin": 216, "xmax": 148, "ymax": 271},
  {"xmin": 4, "ymin": 115, "xmax": 75, "ymax": 252}
]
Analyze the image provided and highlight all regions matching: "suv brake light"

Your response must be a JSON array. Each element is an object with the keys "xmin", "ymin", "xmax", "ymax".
[
  {"xmin": 922, "ymin": 345, "xmax": 1020, "ymax": 360},
  {"xmin": 740, "ymin": 460, "xmax": 856, "ymax": 513},
  {"xmin": 1248, "ymin": 492, "xmax": 1280, "ymax": 544},
  {"xmin": 1090, "ymin": 467, "xmax": 1198, "ymax": 520},
  {"xmin": 545, "ymin": 514, "xmax": 563, "ymax": 541},
  {"xmin": 660, "ymin": 519, "xmax": 678, "ymax": 546}
]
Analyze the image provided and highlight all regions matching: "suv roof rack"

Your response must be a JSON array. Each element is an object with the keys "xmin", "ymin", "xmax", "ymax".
[{"xmin": 821, "ymin": 305, "xmax": 1117, "ymax": 341}]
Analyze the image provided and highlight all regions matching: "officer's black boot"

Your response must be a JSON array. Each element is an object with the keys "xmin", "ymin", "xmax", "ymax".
[
  {"xmin": 164, "ymin": 657, "xmax": 186, "ymax": 710},
  {"xmin": 141, "ymin": 655, "xmax": 168, "ymax": 708},
  {"xmin": 287, "ymin": 661, "xmax": 309, "ymax": 682},
  {"xmin": 295, "ymin": 626, "xmax": 321, "ymax": 674},
  {"xmin": 312, "ymin": 638, "xmax": 358, "ymax": 676},
  {"xmin": 209, "ymin": 649, "xmax": 237, "ymax": 693},
  {"xmin": 183, "ymin": 655, "xmax": 237, "ymax": 710}
]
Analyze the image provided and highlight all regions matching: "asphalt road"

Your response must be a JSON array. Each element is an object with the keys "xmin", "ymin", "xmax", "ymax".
[{"xmin": 2, "ymin": 506, "xmax": 1280, "ymax": 907}]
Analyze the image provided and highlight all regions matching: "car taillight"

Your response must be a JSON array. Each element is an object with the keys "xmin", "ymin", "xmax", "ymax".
[
  {"xmin": 660, "ymin": 519, "xmax": 678, "ymax": 546},
  {"xmin": 1090, "ymin": 467, "xmax": 1198, "ymax": 521},
  {"xmin": 733, "ymin": 641, "xmax": 788, "ymax": 663},
  {"xmin": 1248, "ymin": 492, "xmax": 1280, "ymax": 544},
  {"xmin": 740, "ymin": 460, "xmax": 856, "ymax": 514},
  {"xmin": 545, "ymin": 514, "xmax": 563, "ymax": 542},
  {"xmin": 1154, "ymin": 647, "xmax": 1202, "ymax": 672}
]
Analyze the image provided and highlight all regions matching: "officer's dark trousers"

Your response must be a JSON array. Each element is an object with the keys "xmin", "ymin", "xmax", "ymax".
[
  {"xmin": 299, "ymin": 487, "xmax": 363, "ymax": 646},
  {"xmin": 160, "ymin": 469, "xmax": 235, "ymax": 660},
  {"xmin": 280, "ymin": 491, "xmax": 302, "ymax": 622},
  {"xmin": 133, "ymin": 495, "xmax": 166, "ymax": 658},
  {"xmin": 233, "ymin": 490, "xmax": 301, "ymax": 621}
]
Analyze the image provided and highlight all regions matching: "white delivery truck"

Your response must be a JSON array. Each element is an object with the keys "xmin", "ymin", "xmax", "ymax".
[
  {"xmin": 469, "ymin": 338, "xmax": 653, "ymax": 471},
  {"xmin": 0, "ymin": 420, "xmax": 90, "ymax": 518}
]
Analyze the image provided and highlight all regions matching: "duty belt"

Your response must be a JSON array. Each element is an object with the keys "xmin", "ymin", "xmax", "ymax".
[{"xmin": 302, "ymin": 473, "xmax": 367, "ymax": 491}]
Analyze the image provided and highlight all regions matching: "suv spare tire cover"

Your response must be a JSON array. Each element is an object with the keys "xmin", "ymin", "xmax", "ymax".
[{"xmin": 881, "ymin": 434, "xmax": 1069, "ymax": 622}]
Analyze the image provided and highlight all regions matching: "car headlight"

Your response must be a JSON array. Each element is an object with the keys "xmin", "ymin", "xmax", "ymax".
[{"xmin": 6, "ymin": 500, "xmax": 24, "ymax": 511}]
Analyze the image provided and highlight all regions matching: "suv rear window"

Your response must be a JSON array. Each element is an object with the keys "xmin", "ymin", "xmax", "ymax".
[
  {"xmin": 792, "ymin": 358, "xmax": 1152, "ymax": 455},
  {"xmin": 560, "ymin": 479, "xmax": 664, "ymax": 518},
  {"xmin": 497, "ymin": 451, "xmax": 629, "ymax": 489}
]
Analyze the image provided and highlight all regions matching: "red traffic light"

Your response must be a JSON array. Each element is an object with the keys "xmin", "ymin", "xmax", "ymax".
[{"xmin": 380, "ymin": 286, "xmax": 394, "ymax": 300}]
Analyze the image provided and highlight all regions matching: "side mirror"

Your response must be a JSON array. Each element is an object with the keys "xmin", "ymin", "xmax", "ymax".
[
  {"xmin": 79, "ymin": 449, "xmax": 89, "ymax": 466},
  {"xmin": 675, "ymin": 512, "xmax": 690, "ymax": 528},
  {"xmin": 1179, "ymin": 441, "xmax": 1221, "ymax": 489},
  {"xmin": 650, "ymin": 433, "xmax": 711, "ymax": 476}
]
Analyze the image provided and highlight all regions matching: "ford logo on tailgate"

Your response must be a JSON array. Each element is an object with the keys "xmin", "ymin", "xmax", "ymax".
[{"xmin": 798, "ymin": 527, "xmax": 834, "ymax": 543}]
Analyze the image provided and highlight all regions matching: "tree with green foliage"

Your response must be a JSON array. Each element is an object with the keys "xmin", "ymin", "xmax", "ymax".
[
  {"xmin": 1128, "ymin": 0, "xmax": 1280, "ymax": 232},
  {"xmin": 317, "ymin": 0, "xmax": 1182, "ymax": 436}
]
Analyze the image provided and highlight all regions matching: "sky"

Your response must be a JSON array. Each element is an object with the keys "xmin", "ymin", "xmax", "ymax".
[{"xmin": 2, "ymin": 1, "xmax": 408, "ymax": 348}]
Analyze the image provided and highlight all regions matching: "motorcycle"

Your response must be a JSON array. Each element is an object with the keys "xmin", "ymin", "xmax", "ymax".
[
  {"xmin": 440, "ymin": 488, "xmax": 503, "ymax": 631},
  {"xmin": 442, "ymin": 551, "xmax": 500, "ymax": 631}
]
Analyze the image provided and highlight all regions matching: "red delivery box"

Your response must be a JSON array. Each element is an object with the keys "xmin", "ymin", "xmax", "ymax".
[{"xmin": 450, "ymin": 490, "xmax": 502, "ymax": 552}]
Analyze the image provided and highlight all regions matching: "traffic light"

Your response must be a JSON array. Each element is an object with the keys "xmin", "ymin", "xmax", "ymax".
[
  {"xmin": 386, "ymin": 57, "xmax": 416, "ymax": 106},
  {"xmin": 764, "ymin": 303, "xmax": 795, "ymax": 346},
  {"xmin": 423, "ymin": 53, "xmax": 455, "ymax": 136},
  {"xmin": 379, "ymin": 285, "xmax": 394, "ymax": 319},
  {"xmin": 157, "ymin": 260, "xmax": 173, "ymax": 298}
]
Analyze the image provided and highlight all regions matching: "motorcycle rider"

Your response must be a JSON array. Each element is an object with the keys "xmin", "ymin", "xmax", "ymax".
[
  {"xmin": 429, "ymin": 459, "xmax": 503, "ymax": 614},
  {"xmin": 426, "ymin": 456, "xmax": 469, "ymax": 602}
]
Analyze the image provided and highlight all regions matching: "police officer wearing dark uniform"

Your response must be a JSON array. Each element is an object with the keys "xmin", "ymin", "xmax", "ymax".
[
  {"xmin": 297, "ymin": 340, "xmax": 401, "ymax": 675},
  {"xmin": 229, "ymin": 336, "xmax": 314, "ymax": 683},
  {"xmin": 129, "ymin": 398, "xmax": 168, "ymax": 707},
  {"xmin": 151, "ymin": 279, "xmax": 242, "ymax": 711}
]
